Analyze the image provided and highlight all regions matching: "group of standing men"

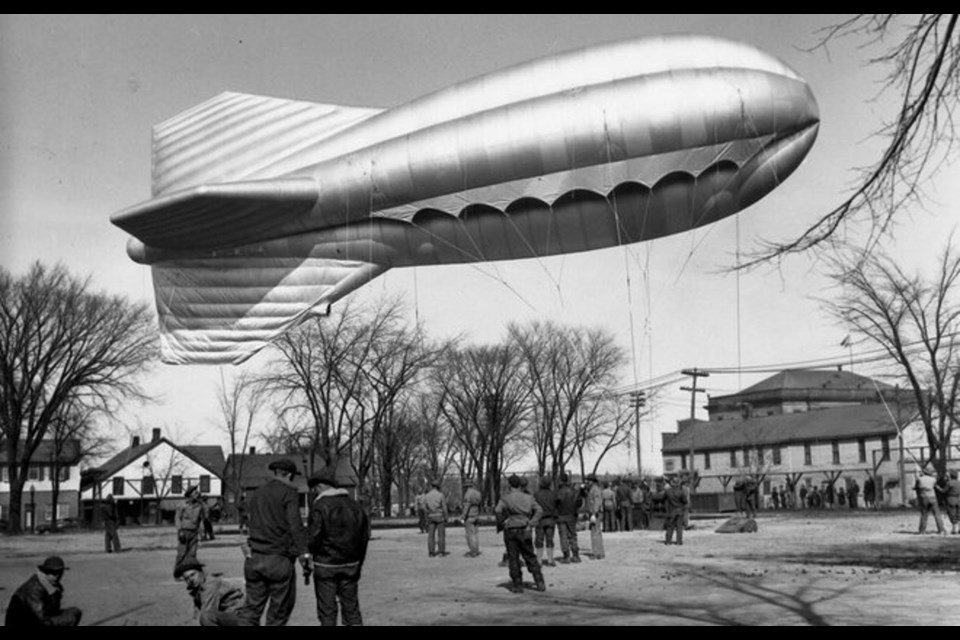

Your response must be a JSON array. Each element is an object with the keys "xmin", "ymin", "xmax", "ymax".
[{"xmin": 169, "ymin": 459, "xmax": 370, "ymax": 626}]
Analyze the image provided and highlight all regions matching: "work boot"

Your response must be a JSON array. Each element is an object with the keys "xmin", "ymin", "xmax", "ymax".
[
  {"xmin": 508, "ymin": 581, "xmax": 524, "ymax": 594},
  {"xmin": 533, "ymin": 572, "xmax": 547, "ymax": 592},
  {"xmin": 559, "ymin": 551, "xmax": 570, "ymax": 565},
  {"xmin": 571, "ymin": 552, "xmax": 582, "ymax": 563}
]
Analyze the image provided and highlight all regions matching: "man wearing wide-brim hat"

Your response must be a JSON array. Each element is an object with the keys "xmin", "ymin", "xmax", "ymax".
[
  {"xmin": 175, "ymin": 484, "xmax": 205, "ymax": 576},
  {"xmin": 237, "ymin": 458, "xmax": 311, "ymax": 625},
  {"xmin": 4, "ymin": 556, "xmax": 82, "ymax": 626}
]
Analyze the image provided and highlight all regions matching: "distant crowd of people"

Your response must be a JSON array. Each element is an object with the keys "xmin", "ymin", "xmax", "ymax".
[{"xmin": 6, "ymin": 463, "xmax": 960, "ymax": 626}]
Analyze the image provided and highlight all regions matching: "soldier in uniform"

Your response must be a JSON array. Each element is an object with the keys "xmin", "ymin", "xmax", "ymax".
[
  {"xmin": 555, "ymin": 473, "xmax": 583, "ymax": 563},
  {"xmin": 585, "ymin": 474, "xmax": 605, "ymax": 560},
  {"xmin": 495, "ymin": 474, "xmax": 546, "ymax": 593},
  {"xmin": 660, "ymin": 476, "xmax": 689, "ymax": 545},
  {"xmin": 533, "ymin": 475, "xmax": 559, "ymax": 567},
  {"xmin": 424, "ymin": 479, "xmax": 449, "ymax": 557},
  {"xmin": 461, "ymin": 478, "xmax": 483, "ymax": 557},
  {"xmin": 101, "ymin": 494, "xmax": 122, "ymax": 553},
  {"xmin": 175, "ymin": 485, "xmax": 205, "ymax": 574}
]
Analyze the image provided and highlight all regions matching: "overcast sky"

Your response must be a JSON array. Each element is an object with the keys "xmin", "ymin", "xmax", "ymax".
[{"xmin": 2, "ymin": 15, "xmax": 957, "ymax": 473}]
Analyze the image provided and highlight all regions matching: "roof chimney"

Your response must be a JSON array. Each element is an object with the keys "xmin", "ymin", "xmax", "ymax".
[
  {"xmin": 131, "ymin": 435, "xmax": 140, "ymax": 448},
  {"xmin": 249, "ymin": 446, "xmax": 256, "ymax": 455},
  {"xmin": 152, "ymin": 428, "xmax": 161, "ymax": 443}
]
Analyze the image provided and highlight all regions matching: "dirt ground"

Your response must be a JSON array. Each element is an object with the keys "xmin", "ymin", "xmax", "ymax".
[{"xmin": 1, "ymin": 509, "xmax": 958, "ymax": 626}]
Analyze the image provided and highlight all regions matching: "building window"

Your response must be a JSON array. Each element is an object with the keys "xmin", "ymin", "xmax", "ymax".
[
  {"xmin": 0, "ymin": 464, "xmax": 7, "ymax": 483},
  {"xmin": 832, "ymin": 441, "xmax": 841, "ymax": 465},
  {"xmin": 881, "ymin": 435, "xmax": 891, "ymax": 461},
  {"xmin": 171, "ymin": 475, "xmax": 183, "ymax": 495},
  {"xmin": 200, "ymin": 475, "xmax": 211, "ymax": 493},
  {"xmin": 113, "ymin": 477, "xmax": 125, "ymax": 496},
  {"xmin": 804, "ymin": 442, "xmax": 812, "ymax": 466},
  {"xmin": 141, "ymin": 476, "xmax": 155, "ymax": 495},
  {"xmin": 664, "ymin": 459, "xmax": 675, "ymax": 472},
  {"xmin": 704, "ymin": 451, "xmax": 711, "ymax": 470},
  {"xmin": 57, "ymin": 503, "xmax": 71, "ymax": 520},
  {"xmin": 858, "ymin": 438, "xmax": 867, "ymax": 463},
  {"xmin": 58, "ymin": 466, "xmax": 70, "ymax": 482},
  {"xmin": 757, "ymin": 446, "xmax": 765, "ymax": 465},
  {"xmin": 681, "ymin": 454, "xmax": 687, "ymax": 470},
  {"xmin": 743, "ymin": 447, "xmax": 751, "ymax": 467},
  {"xmin": 730, "ymin": 450, "xmax": 737, "ymax": 468},
  {"xmin": 772, "ymin": 446, "xmax": 782, "ymax": 465},
  {"xmin": 28, "ymin": 465, "xmax": 40, "ymax": 481}
]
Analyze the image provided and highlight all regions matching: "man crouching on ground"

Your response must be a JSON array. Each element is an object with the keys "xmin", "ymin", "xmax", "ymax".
[
  {"xmin": 307, "ymin": 467, "xmax": 371, "ymax": 626},
  {"xmin": 495, "ymin": 474, "xmax": 546, "ymax": 593},
  {"xmin": 175, "ymin": 559, "xmax": 246, "ymax": 626}
]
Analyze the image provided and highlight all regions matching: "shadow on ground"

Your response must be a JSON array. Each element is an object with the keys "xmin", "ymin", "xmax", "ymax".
[
  {"xmin": 733, "ymin": 538, "xmax": 960, "ymax": 571},
  {"xmin": 427, "ymin": 565, "xmax": 852, "ymax": 626}
]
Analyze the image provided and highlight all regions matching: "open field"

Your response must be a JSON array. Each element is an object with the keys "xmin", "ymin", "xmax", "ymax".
[{"xmin": 2, "ymin": 509, "xmax": 958, "ymax": 626}]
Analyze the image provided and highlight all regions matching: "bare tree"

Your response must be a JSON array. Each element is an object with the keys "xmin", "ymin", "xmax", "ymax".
[
  {"xmin": 823, "ymin": 242, "xmax": 960, "ymax": 477},
  {"xmin": 509, "ymin": 320, "xmax": 627, "ymax": 481},
  {"xmin": 260, "ymin": 297, "xmax": 400, "ymax": 477},
  {"xmin": 47, "ymin": 398, "xmax": 112, "ymax": 531},
  {"xmin": 749, "ymin": 14, "xmax": 960, "ymax": 266},
  {"xmin": 0, "ymin": 262, "xmax": 156, "ymax": 533},
  {"xmin": 570, "ymin": 391, "xmax": 633, "ymax": 478},
  {"xmin": 215, "ymin": 371, "xmax": 266, "ymax": 520},
  {"xmin": 434, "ymin": 343, "xmax": 529, "ymax": 507},
  {"xmin": 350, "ymin": 310, "xmax": 442, "ymax": 505}
]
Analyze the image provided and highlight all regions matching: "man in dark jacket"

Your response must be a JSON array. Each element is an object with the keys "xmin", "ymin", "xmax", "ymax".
[
  {"xmin": 495, "ymin": 474, "xmax": 545, "ymax": 593},
  {"xmin": 307, "ymin": 467, "xmax": 370, "ymax": 626},
  {"xmin": 616, "ymin": 478, "xmax": 634, "ymax": 532},
  {"xmin": 555, "ymin": 473, "xmax": 583, "ymax": 563},
  {"xmin": 659, "ymin": 477, "xmax": 689, "ymax": 545},
  {"xmin": 239, "ymin": 459, "xmax": 311, "ymax": 626},
  {"xmin": 101, "ymin": 494, "xmax": 122, "ymax": 553},
  {"xmin": 5, "ymin": 556, "xmax": 82, "ymax": 626},
  {"xmin": 533, "ymin": 475, "xmax": 559, "ymax": 567}
]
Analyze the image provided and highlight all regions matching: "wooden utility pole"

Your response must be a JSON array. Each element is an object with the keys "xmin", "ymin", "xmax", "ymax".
[
  {"xmin": 680, "ymin": 368, "xmax": 709, "ymax": 473},
  {"xmin": 629, "ymin": 390, "xmax": 647, "ymax": 476}
]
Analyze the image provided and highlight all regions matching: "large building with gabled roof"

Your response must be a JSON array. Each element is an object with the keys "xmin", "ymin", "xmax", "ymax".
[
  {"xmin": 81, "ymin": 428, "xmax": 225, "ymax": 525},
  {"xmin": 661, "ymin": 368, "xmax": 939, "ymax": 505}
]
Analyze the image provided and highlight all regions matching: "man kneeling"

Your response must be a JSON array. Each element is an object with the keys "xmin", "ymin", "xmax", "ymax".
[{"xmin": 175, "ymin": 559, "xmax": 246, "ymax": 626}]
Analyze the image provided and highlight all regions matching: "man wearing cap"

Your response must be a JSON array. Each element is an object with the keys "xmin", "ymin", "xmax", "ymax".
[
  {"xmin": 555, "ymin": 473, "xmax": 583, "ymax": 564},
  {"xmin": 4, "ymin": 556, "xmax": 82, "ymax": 626},
  {"xmin": 238, "ymin": 458, "xmax": 311, "ymax": 626},
  {"xmin": 174, "ymin": 559, "xmax": 246, "ymax": 626},
  {"xmin": 101, "ymin": 493, "xmax": 122, "ymax": 553},
  {"xmin": 585, "ymin": 474, "xmax": 605, "ymax": 560},
  {"xmin": 461, "ymin": 478, "xmax": 483, "ymax": 558},
  {"xmin": 915, "ymin": 467, "xmax": 946, "ymax": 535},
  {"xmin": 424, "ymin": 479, "xmax": 449, "ymax": 557},
  {"xmin": 307, "ymin": 467, "xmax": 370, "ymax": 626},
  {"xmin": 175, "ymin": 485, "xmax": 205, "ymax": 574},
  {"xmin": 533, "ymin": 475, "xmax": 559, "ymax": 567},
  {"xmin": 495, "ymin": 474, "xmax": 546, "ymax": 593},
  {"xmin": 659, "ymin": 476, "xmax": 690, "ymax": 545}
]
